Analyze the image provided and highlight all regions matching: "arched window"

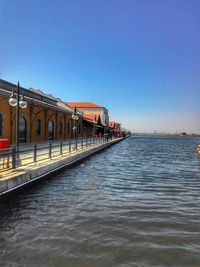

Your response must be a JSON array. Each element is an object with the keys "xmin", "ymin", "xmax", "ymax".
[
  {"xmin": 67, "ymin": 122, "xmax": 70, "ymax": 134},
  {"xmin": 36, "ymin": 118, "xmax": 41, "ymax": 136},
  {"xmin": 0, "ymin": 113, "xmax": 3, "ymax": 137},
  {"xmin": 48, "ymin": 120, "xmax": 54, "ymax": 140},
  {"xmin": 59, "ymin": 122, "xmax": 63, "ymax": 135},
  {"xmin": 19, "ymin": 116, "xmax": 27, "ymax": 143}
]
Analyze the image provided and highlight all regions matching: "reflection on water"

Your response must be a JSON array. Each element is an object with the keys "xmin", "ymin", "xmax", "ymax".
[
  {"xmin": 197, "ymin": 152, "xmax": 200, "ymax": 167},
  {"xmin": 0, "ymin": 136, "xmax": 200, "ymax": 267}
]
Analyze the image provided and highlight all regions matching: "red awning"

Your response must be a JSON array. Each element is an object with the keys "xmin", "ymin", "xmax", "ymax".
[{"xmin": 111, "ymin": 129, "xmax": 121, "ymax": 133}]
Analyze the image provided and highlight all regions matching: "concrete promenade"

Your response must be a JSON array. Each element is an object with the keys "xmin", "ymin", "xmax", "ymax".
[{"xmin": 0, "ymin": 137, "xmax": 126, "ymax": 196}]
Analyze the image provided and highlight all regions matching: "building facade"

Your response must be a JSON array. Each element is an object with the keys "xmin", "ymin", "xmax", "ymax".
[
  {"xmin": 0, "ymin": 80, "xmax": 96, "ymax": 144},
  {"xmin": 66, "ymin": 102, "xmax": 109, "ymax": 128},
  {"xmin": 109, "ymin": 121, "xmax": 121, "ymax": 130}
]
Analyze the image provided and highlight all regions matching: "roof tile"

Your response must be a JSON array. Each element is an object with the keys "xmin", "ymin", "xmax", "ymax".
[{"xmin": 66, "ymin": 102, "xmax": 102, "ymax": 108}]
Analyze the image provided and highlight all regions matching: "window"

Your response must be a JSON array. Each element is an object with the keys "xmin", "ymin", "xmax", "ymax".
[
  {"xmin": 0, "ymin": 113, "xmax": 3, "ymax": 137},
  {"xmin": 19, "ymin": 116, "xmax": 27, "ymax": 143},
  {"xmin": 59, "ymin": 122, "xmax": 63, "ymax": 135},
  {"xmin": 67, "ymin": 123, "xmax": 70, "ymax": 134},
  {"xmin": 36, "ymin": 118, "xmax": 41, "ymax": 136},
  {"xmin": 48, "ymin": 120, "xmax": 54, "ymax": 140}
]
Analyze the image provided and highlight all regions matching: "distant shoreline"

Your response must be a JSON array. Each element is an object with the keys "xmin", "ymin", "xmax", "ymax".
[{"xmin": 133, "ymin": 133, "xmax": 200, "ymax": 137}]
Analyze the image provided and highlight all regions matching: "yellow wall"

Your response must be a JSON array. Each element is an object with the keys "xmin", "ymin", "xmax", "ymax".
[
  {"xmin": 0, "ymin": 97, "xmax": 11, "ymax": 141},
  {"xmin": 0, "ymin": 95, "xmax": 92, "ymax": 144},
  {"xmin": 30, "ymin": 106, "xmax": 44, "ymax": 142}
]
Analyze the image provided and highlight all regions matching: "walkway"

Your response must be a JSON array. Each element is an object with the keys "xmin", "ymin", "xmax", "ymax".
[{"xmin": 0, "ymin": 137, "xmax": 125, "ymax": 195}]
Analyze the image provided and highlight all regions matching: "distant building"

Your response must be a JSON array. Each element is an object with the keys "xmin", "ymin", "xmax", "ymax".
[
  {"xmin": 82, "ymin": 113, "xmax": 103, "ymax": 137},
  {"xmin": 66, "ymin": 102, "xmax": 109, "ymax": 133},
  {"xmin": 109, "ymin": 121, "xmax": 121, "ymax": 130}
]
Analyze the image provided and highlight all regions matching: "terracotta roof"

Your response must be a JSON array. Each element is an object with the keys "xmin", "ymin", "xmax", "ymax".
[
  {"xmin": 57, "ymin": 101, "xmax": 74, "ymax": 113},
  {"xmin": 66, "ymin": 102, "xmax": 103, "ymax": 108},
  {"xmin": 84, "ymin": 114, "xmax": 98, "ymax": 121},
  {"xmin": 83, "ymin": 114, "xmax": 100, "ymax": 125}
]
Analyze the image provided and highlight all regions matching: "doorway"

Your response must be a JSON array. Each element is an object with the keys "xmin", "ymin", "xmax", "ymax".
[
  {"xmin": 19, "ymin": 116, "xmax": 27, "ymax": 143},
  {"xmin": 48, "ymin": 120, "xmax": 54, "ymax": 140}
]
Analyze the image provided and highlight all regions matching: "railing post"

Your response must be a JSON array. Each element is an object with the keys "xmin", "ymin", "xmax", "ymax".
[
  {"xmin": 49, "ymin": 142, "xmax": 52, "ymax": 158},
  {"xmin": 81, "ymin": 137, "xmax": 83, "ymax": 150},
  {"xmin": 86, "ymin": 137, "xmax": 88, "ymax": 148},
  {"xmin": 60, "ymin": 141, "xmax": 63, "ymax": 155},
  {"xmin": 69, "ymin": 139, "xmax": 71, "ymax": 153},
  {"xmin": 90, "ymin": 137, "xmax": 91, "ymax": 146},
  {"xmin": 76, "ymin": 138, "xmax": 78, "ymax": 150},
  {"xmin": 12, "ymin": 146, "xmax": 16, "ymax": 169},
  {"xmin": 34, "ymin": 143, "xmax": 37, "ymax": 162}
]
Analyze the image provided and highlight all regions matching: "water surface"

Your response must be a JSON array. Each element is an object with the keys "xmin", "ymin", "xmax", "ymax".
[{"xmin": 0, "ymin": 136, "xmax": 200, "ymax": 267}]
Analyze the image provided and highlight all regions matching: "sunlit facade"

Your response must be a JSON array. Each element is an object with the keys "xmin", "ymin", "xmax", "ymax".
[{"xmin": 0, "ymin": 80, "xmax": 96, "ymax": 144}]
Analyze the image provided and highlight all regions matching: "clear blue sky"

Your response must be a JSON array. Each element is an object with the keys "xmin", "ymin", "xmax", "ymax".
[{"xmin": 1, "ymin": 0, "xmax": 200, "ymax": 133}]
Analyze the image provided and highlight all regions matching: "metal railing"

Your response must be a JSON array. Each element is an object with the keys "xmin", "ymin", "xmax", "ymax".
[{"xmin": 0, "ymin": 136, "xmax": 113, "ymax": 173}]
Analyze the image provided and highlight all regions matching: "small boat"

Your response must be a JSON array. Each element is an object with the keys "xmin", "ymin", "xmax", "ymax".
[{"xmin": 197, "ymin": 145, "xmax": 200, "ymax": 154}]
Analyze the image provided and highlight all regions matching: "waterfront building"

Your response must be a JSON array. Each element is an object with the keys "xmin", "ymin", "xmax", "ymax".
[
  {"xmin": 0, "ymin": 79, "xmax": 96, "ymax": 144},
  {"xmin": 109, "ymin": 121, "xmax": 121, "ymax": 130},
  {"xmin": 109, "ymin": 121, "xmax": 122, "ymax": 137},
  {"xmin": 66, "ymin": 102, "xmax": 109, "ymax": 127},
  {"xmin": 83, "ymin": 113, "xmax": 105, "ymax": 137}
]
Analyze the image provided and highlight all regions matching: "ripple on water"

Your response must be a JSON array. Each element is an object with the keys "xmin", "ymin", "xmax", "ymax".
[{"xmin": 0, "ymin": 136, "xmax": 200, "ymax": 267}]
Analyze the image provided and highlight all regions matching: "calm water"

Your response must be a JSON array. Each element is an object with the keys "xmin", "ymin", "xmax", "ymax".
[{"xmin": 0, "ymin": 136, "xmax": 200, "ymax": 267}]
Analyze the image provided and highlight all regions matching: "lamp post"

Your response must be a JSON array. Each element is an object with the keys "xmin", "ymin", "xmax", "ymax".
[
  {"xmin": 9, "ymin": 82, "xmax": 27, "ymax": 148},
  {"xmin": 71, "ymin": 107, "xmax": 79, "ymax": 149}
]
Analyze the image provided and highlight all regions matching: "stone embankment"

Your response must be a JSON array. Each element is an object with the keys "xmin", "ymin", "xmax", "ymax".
[{"xmin": 0, "ymin": 137, "xmax": 127, "ymax": 196}]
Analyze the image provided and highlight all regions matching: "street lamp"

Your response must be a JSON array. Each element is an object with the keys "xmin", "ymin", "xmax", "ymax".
[
  {"xmin": 9, "ymin": 81, "xmax": 27, "ymax": 147},
  {"xmin": 71, "ymin": 107, "xmax": 79, "ymax": 149}
]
